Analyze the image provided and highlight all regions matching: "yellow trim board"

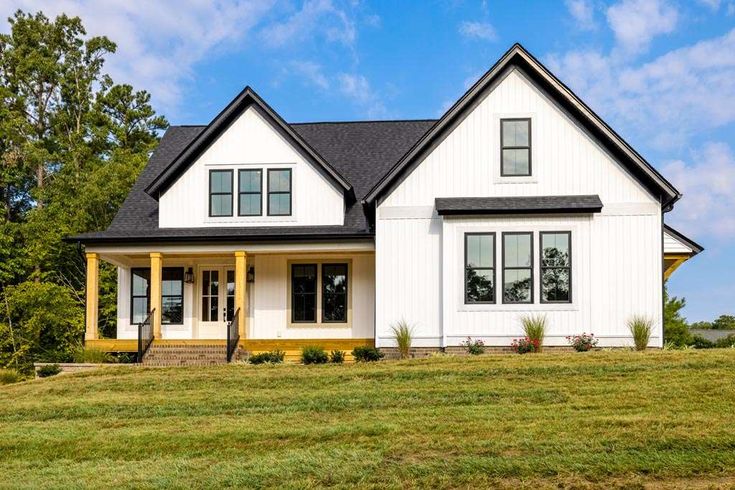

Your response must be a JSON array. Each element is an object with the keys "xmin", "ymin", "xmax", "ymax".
[{"xmin": 85, "ymin": 338, "xmax": 374, "ymax": 353}]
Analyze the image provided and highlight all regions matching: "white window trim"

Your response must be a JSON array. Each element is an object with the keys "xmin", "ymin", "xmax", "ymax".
[{"xmin": 493, "ymin": 112, "xmax": 538, "ymax": 184}]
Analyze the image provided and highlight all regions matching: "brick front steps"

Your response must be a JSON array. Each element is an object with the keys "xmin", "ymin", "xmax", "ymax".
[{"xmin": 143, "ymin": 343, "xmax": 229, "ymax": 366}]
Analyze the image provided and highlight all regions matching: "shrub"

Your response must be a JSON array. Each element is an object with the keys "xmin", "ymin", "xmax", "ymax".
[
  {"xmin": 352, "ymin": 346, "xmax": 384, "ymax": 362},
  {"xmin": 511, "ymin": 337, "xmax": 539, "ymax": 354},
  {"xmin": 0, "ymin": 369, "xmax": 21, "ymax": 385},
  {"xmin": 628, "ymin": 316, "xmax": 653, "ymax": 351},
  {"xmin": 520, "ymin": 314, "xmax": 547, "ymax": 352},
  {"xmin": 73, "ymin": 346, "xmax": 115, "ymax": 363},
  {"xmin": 714, "ymin": 334, "xmax": 735, "ymax": 349},
  {"xmin": 248, "ymin": 350, "xmax": 285, "ymax": 364},
  {"xmin": 390, "ymin": 320, "xmax": 413, "ymax": 359},
  {"xmin": 329, "ymin": 350, "xmax": 345, "ymax": 364},
  {"xmin": 567, "ymin": 333, "xmax": 598, "ymax": 352},
  {"xmin": 461, "ymin": 337, "xmax": 485, "ymax": 355},
  {"xmin": 301, "ymin": 346, "xmax": 328, "ymax": 365},
  {"xmin": 691, "ymin": 335, "xmax": 714, "ymax": 349},
  {"xmin": 36, "ymin": 364, "xmax": 61, "ymax": 378}
]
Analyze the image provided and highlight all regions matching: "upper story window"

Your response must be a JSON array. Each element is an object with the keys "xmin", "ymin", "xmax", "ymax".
[
  {"xmin": 268, "ymin": 168, "xmax": 292, "ymax": 216},
  {"xmin": 238, "ymin": 169, "xmax": 262, "ymax": 216},
  {"xmin": 465, "ymin": 233, "xmax": 495, "ymax": 304},
  {"xmin": 209, "ymin": 169, "xmax": 233, "ymax": 217},
  {"xmin": 500, "ymin": 118, "xmax": 531, "ymax": 177},
  {"xmin": 540, "ymin": 232, "xmax": 572, "ymax": 303},
  {"xmin": 502, "ymin": 232, "xmax": 533, "ymax": 303}
]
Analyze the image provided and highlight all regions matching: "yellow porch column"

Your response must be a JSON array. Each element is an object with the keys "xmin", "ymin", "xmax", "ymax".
[
  {"xmin": 85, "ymin": 252, "xmax": 99, "ymax": 340},
  {"xmin": 150, "ymin": 252, "xmax": 163, "ymax": 339},
  {"xmin": 235, "ymin": 251, "xmax": 247, "ymax": 338}
]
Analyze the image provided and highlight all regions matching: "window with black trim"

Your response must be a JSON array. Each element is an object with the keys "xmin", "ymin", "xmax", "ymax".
[
  {"xmin": 540, "ymin": 232, "xmax": 572, "ymax": 303},
  {"xmin": 209, "ymin": 169, "xmax": 233, "ymax": 217},
  {"xmin": 161, "ymin": 268, "xmax": 184, "ymax": 324},
  {"xmin": 322, "ymin": 264, "xmax": 348, "ymax": 322},
  {"xmin": 465, "ymin": 233, "xmax": 495, "ymax": 304},
  {"xmin": 131, "ymin": 267, "xmax": 184, "ymax": 325},
  {"xmin": 268, "ymin": 168, "xmax": 292, "ymax": 216},
  {"xmin": 238, "ymin": 169, "xmax": 262, "ymax": 216},
  {"xmin": 292, "ymin": 264, "xmax": 317, "ymax": 322},
  {"xmin": 502, "ymin": 232, "xmax": 533, "ymax": 303},
  {"xmin": 501, "ymin": 118, "xmax": 531, "ymax": 176}
]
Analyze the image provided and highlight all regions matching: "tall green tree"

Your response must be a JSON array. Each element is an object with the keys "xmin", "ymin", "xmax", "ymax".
[
  {"xmin": 0, "ymin": 10, "xmax": 167, "ymax": 368},
  {"xmin": 663, "ymin": 283, "xmax": 692, "ymax": 347}
]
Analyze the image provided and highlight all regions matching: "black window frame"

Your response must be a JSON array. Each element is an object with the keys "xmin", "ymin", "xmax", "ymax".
[
  {"xmin": 502, "ymin": 232, "xmax": 534, "ymax": 304},
  {"xmin": 130, "ymin": 267, "xmax": 184, "ymax": 325},
  {"xmin": 291, "ymin": 263, "xmax": 317, "ymax": 323},
  {"xmin": 500, "ymin": 118, "xmax": 532, "ymax": 177},
  {"xmin": 267, "ymin": 168, "xmax": 292, "ymax": 216},
  {"xmin": 322, "ymin": 263, "xmax": 348, "ymax": 323},
  {"xmin": 540, "ymin": 231, "xmax": 572, "ymax": 304},
  {"xmin": 238, "ymin": 169, "xmax": 263, "ymax": 216},
  {"xmin": 209, "ymin": 169, "xmax": 233, "ymax": 217},
  {"xmin": 464, "ymin": 233, "xmax": 496, "ymax": 304}
]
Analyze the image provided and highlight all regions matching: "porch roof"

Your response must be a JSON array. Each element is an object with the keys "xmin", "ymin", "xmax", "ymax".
[{"xmin": 435, "ymin": 195, "xmax": 604, "ymax": 216}]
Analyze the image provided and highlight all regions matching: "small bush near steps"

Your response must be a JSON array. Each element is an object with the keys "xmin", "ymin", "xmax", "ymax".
[
  {"xmin": 248, "ymin": 350, "xmax": 285, "ymax": 364},
  {"xmin": 301, "ymin": 346, "xmax": 329, "ymax": 365},
  {"xmin": 567, "ymin": 333, "xmax": 599, "ymax": 352},
  {"xmin": 511, "ymin": 337, "xmax": 540, "ymax": 354}
]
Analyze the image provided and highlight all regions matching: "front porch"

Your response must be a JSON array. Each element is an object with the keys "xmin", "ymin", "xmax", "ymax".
[{"xmin": 83, "ymin": 243, "xmax": 376, "ymax": 363}]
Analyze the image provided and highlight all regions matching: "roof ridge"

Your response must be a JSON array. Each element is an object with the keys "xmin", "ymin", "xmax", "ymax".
[{"xmin": 290, "ymin": 118, "xmax": 438, "ymax": 126}]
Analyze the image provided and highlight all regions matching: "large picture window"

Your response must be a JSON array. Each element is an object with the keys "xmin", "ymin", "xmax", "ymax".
[
  {"xmin": 500, "ymin": 118, "xmax": 531, "ymax": 176},
  {"xmin": 292, "ymin": 264, "xmax": 317, "ymax": 322},
  {"xmin": 268, "ymin": 168, "xmax": 292, "ymax": 216},
  {"xmin": 502, "ymin": 232, "xmax": 533, "ymax": 303},
  {"xmin": 131, "ymin": 267, "xmax": 184, "ymax": 325},
  {"xmin": 465, "ymin": 233, "xmax": 495, "ymax": 304},
  {"xmin": 540, "ymin": 232, "xmax": 572, "ymax": 303},
  {"xmin": 322, "ymin": 264, "xmax": 348, "ymax": 322},
  {"xmin": 209, "ymin": 169, "xmax": 233, "ymax": 217},
  {"xmin": 238, "ymin": 169, "xmax": 262, "ymax": 216}
]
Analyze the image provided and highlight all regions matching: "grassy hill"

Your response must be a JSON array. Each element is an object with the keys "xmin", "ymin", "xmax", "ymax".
[{"xmin": 1, "ymin": 350, "xmax": 735, "ymax": 489}]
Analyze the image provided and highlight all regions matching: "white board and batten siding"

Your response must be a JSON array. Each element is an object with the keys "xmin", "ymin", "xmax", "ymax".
[
  {"xmin": 664, "ymin": 230, "xmax": 694, "ymax": 254},
  {"xmin": 159, "ymin": 107, "xmax": 344, "ymax": 228},
  {"xmin": 375, "ymin": 68, "xmax": 663, "ymax": 348}
]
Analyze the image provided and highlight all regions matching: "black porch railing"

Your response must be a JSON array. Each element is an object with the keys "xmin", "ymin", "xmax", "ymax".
[
  {"xmin": 137, "ymin": 308, "xmax": 155, "ymax": 363},
  {"xmin": 227, "ymin": 308, "xmax": 241, "ymax": 363}
]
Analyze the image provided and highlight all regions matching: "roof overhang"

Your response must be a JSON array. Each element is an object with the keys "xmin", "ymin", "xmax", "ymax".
[
  {"xmin": 145, "ymin": 87, "xmax": 353, "ymax": 200},
  {"xmin": 435, "ymin": 195, "xmax": 603, "ymax": 216},
  {"xmin": 363, "ymin": 43, "xmax": 680, "ymax": 208},
  {"xmin": 664, "ymin": 224, "xmax": 704, "ymax": 256}
]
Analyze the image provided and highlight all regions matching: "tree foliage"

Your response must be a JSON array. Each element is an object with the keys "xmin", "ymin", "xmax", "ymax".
[
  {"xmin": 663, "ymin": 283, "xmax": 692, "ymax": 347},
  {"xmin": 0, "ymin": 10, "xmax": 167, "ymax": 368}
]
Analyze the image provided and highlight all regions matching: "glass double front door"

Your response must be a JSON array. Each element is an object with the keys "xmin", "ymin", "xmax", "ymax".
[{"xmin": 198, "ymin": 267, "xmax": 235, "ymax": 339}]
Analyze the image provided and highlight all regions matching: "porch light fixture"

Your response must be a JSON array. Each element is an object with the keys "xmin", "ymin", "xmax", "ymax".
[
  {"xmin": 184, "ymin": 267, "xmax": 194, "ymax": 284},
  {"xmin": 247, "ymin": 266, "xmax": 255, "ymax": 283}
]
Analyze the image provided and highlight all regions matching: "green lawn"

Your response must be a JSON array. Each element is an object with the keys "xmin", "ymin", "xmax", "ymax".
[{"xmin": 1, "ymin": 350, "xmax": 735, "ymax": 489}]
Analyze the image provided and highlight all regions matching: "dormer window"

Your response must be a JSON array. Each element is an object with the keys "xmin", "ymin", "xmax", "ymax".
[
  {"xmin": 209, "ymin": 169, "xmax": 233, "ymax": 217},
  {"xmin": 268, "ymin": 168, "xmax": 292, "ymax": 216},
  {"xmin": 500, "ymin": 118, "xmax": 531, "ymax": 177}
]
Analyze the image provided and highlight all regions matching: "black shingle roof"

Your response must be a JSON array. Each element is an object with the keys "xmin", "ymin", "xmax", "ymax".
[
  {"xmin": 74, "ymin": 120, "xmax": 436, "ymax": 243},
  {"xmin": 435, "ymin": 195, "xmax": 603, "ymax": 216}
]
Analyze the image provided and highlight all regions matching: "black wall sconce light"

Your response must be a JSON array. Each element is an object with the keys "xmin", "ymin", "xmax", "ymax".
[
  {"xmin": 184, "ymin": 267, "xmax": 194, "ymax": 284},
  {"xmin": 247, "ymin": 266, "xmax": 255, "ymax": 283}
]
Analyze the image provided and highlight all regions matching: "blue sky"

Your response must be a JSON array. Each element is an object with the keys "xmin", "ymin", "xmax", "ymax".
[{"xmin": 3, "ymin": 0, "xmax": 733, "ymax": 321}]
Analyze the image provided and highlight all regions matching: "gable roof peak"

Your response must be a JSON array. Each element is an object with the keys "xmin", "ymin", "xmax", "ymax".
[{"xmin": 144, "ymin": 85, "xmax": 352, "ymax": 199}]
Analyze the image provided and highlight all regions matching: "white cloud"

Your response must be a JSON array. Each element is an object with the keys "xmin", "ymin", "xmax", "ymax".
[
  {"xmin": 546, "ymin": 28, "xmax": 735, "ymax": 151},
  {"xmin": 606, "ymin": 0, "xmax": 678, "ymax": 54},
  {"xmin": 566, "ymin": 0, "xmax": 596, "ymax": 30},
  {"xmin": 662, "ymin": 142, "xmax": 735, "ymax": 238},
  {"xmin": 259, "ymin": 0, "xmax": 355, "ymax": 48},
  {"xmin": 0, "ymin": 0, "xmax": 277, "ymax": 114},
  {"xmin": 286, "ymin": 61, "xmax": 330, "ymax": 90},
  {"xmin": 337, "ymin": 73, "xmax": 387, "ymax": 118},
  {"xmin": 458, "ymin": 21, "xmax": 497, "ymax": 41}
]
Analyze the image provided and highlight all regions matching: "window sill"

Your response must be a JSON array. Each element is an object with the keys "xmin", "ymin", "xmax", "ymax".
[
  {"xmin": 288, "ymin": 322, "xmax": 351, "ymax": 329},
  {"xmin": 493, "ymin": 176, "xmax": 538, "ymax": 185},
  {"xmin": 458, "ymin": 303, "xmax": 577, "ymax": 313}
]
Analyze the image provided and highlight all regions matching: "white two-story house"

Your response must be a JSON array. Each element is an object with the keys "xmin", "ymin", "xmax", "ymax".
[{"xmin": 71, "ymin": 44, "xmax": 702, "ymax": 363}]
